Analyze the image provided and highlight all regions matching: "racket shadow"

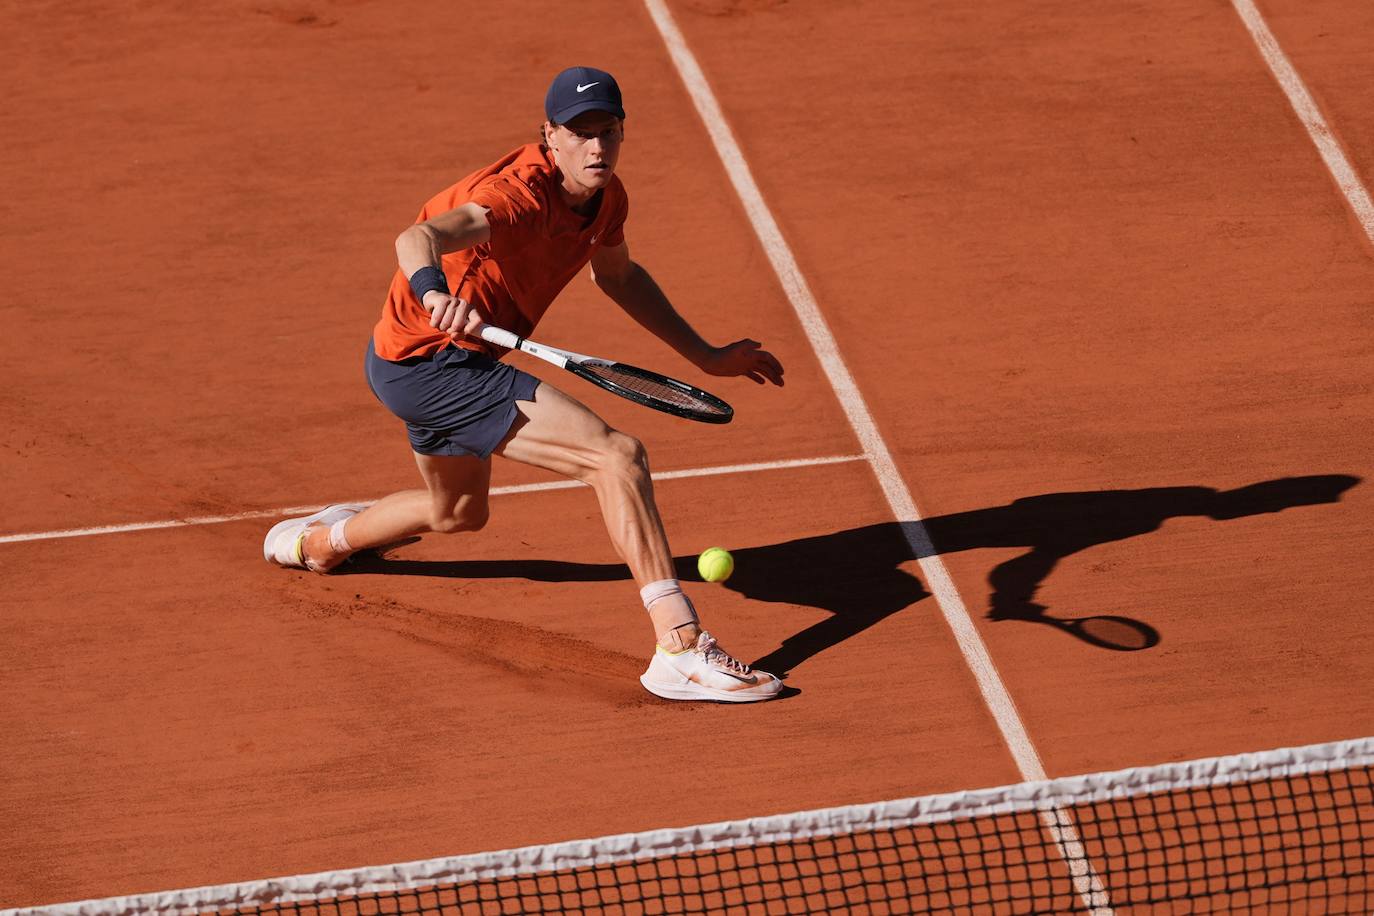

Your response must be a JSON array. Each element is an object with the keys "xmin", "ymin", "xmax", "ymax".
[{"xmin": 988, "ymin": 608, "xmax": 1161, "ymax": 652}]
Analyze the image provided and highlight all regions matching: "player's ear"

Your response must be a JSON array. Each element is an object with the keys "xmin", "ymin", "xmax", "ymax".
[{"xmin": 542, "ymin": 120, "xmax": 558, "ymax": 149}]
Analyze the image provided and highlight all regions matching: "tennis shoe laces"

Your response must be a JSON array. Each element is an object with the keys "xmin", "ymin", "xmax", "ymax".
[
  {"xmin": 640, "ymin": 630, "xmax": 782, "ymax": 703},
  {"xmin": 262, "ymin": 503, "xmax": 366, "ymax": 573}
]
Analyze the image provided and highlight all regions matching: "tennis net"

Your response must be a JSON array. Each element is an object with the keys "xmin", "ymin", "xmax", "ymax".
[{"xmin": 9, "ymin": 737, "xmax": 1371, "ymax": 915}]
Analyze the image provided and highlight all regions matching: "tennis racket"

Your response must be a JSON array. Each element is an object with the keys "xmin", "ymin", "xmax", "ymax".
[{"xmin": 476, "ymin": 323, "xmax": 734, "ymax": 424}]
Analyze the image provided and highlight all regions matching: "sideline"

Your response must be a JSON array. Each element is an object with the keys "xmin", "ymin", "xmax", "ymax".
[
  {"xmin": 641, "ymin": 2, "xmax": 1112, "ymax": 909},
  {"xmin": 1232, "ymin": 0, "xmax": 1374, "ymax": 248}
]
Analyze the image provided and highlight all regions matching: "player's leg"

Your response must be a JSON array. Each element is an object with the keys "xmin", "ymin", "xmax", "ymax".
[
  {"xmin": 264, "ymin": 340, "xmax": 513, "ymax": 572},
  {"xmin": 494, "ymin": 382, "xmax": 781, "ymax": 702},
  {"xmin": 291, "ymin": 455, "xmax": 493, "ymax": 571},
  {"xmin": 494, "ymin": 383, "xmax": 681, "ymax": 635}
]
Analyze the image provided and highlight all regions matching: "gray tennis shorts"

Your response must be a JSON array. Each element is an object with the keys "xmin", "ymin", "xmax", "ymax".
[{"xmin": 365, "ymin": 338, "xmax": 540, "ymax": 458}]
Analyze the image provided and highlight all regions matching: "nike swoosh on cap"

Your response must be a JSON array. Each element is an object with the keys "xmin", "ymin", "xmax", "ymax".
[{"xmin": 576, "ymin": 82, "xmax": 600, "ymax": 92}]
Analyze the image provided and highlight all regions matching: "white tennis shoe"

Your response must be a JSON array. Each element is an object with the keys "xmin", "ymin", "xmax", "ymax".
[
  {"xmin": 640, "ymin": 630, "xmax": 782, "ymax": 703},
  {"xmin": 262, "ymin": 504, "xmax": 366, "ymax": 572}
]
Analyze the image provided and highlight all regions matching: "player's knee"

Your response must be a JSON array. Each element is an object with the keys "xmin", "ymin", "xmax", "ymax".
[
  {"xmin": 429, "ymin": 501, "xmax": 490, "ymax": 534},
  {"xmin": 601, "ymin": 431, "xmax": 649, "ymax": 484}
]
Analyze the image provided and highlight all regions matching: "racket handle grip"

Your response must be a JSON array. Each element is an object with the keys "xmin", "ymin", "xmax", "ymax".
[{"xmin": 476, "ymin": 323, "xmax": 521, "ymax": 350}]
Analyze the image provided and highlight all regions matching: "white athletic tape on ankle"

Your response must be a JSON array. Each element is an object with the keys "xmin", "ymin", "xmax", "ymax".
[
  {"xmin": 640, "ymin": 579, "xmax": 698, "ymax": 618},
  {"xmin": 640, "ymin": 579, "xmax": 683, "ymax": 611},
  {"xmin": 328, "ymin": 519, "xmax": 352, "ymax": 554},
  {"xmin": 661, "ymin": 622, "xmax": 700, "ymax": 653}
]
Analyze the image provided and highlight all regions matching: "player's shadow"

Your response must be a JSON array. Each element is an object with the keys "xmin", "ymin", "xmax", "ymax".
[
  {"xmin": 341, "ymin": 474, "xmax": 1359, "ymax": 675},
  {"xmin": 342, "ymin": 525, "xmax": 925, "ymax": 678},
  {"xmin": 917, "ymin": 474, "xmax": 1359, "ymax": 658}
]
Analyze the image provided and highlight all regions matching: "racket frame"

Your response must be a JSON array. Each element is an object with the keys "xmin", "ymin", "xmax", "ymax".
[{"xmin": 477, "ymin": 324, "xmax": 733, "ymax": 424}]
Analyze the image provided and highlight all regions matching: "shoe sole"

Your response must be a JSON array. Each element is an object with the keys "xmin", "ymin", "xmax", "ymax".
[
  {"xmin": 639, "ymin": 673, "xmax": 782, "ymax": 703},
  {"xmin": 262, "ymin": 503, "xmax": 368, "ymax": 566}
]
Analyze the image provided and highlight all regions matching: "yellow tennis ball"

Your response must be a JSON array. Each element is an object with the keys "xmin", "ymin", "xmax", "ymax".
[{"xmin": 697, "ymin": 547, "xmax": 734, "ymax": 583}]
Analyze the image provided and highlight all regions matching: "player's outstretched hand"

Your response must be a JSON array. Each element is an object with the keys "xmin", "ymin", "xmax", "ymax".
[
  {"xmin": 423, "ymin": 292, "xmax": 485, "ymax": 338},
  {"xmin": 702, "ymin": 339, "xmax": 785, "ymax": 386}
]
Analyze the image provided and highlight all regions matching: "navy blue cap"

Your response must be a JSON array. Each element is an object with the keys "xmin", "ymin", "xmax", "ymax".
[{"xmin": 544, "ymin": 66, "xmax": 625, "ymax": 124}]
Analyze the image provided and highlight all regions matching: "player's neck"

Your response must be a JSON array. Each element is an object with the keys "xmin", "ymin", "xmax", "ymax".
[
  {"xmin": 556, "ymin": 178, "xmax": 600, "ymax": 213},
  {"xmin": 557, "ymin": 184, "xmax": 601, "ymax": 218}
]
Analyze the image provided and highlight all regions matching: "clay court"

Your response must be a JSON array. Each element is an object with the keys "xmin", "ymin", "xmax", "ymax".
[{"xmin": 2, "ymin": 0, "xmax": 1372, "ymax": 912}]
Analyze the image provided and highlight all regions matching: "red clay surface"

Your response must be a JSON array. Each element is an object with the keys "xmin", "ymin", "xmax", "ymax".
[
  {"xmin": 2, "ymin": 0, "xmax": 1372, "ymax": 908},
  {"xmin": 673, "ymin": 0, "xmax": 1374, "ymax": 772}
]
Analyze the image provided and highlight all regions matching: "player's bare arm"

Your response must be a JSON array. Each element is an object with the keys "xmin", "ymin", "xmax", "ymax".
[
  {"xmin": 395, "ymin": 202, "xmax": 492, "ymax": 337},
  {"xmin": 590, "ymin": 241, "xmax": 785, "ymax": 387}
]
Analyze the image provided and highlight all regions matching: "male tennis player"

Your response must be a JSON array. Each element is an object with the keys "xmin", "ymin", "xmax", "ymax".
[{"xmin": 264, "ymin": 67, "xmax": 784, "ymax": 703}]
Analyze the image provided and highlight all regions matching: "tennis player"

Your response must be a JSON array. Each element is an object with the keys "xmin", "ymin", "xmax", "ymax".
[{"xmin": 264, "ymin": 67, "xmax": 784, "ymax": 703}]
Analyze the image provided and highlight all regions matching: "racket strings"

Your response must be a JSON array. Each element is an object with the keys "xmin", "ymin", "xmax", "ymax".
[{"xmin": 581, "ymin": 364, "xmax": 730, "ymax": 417}]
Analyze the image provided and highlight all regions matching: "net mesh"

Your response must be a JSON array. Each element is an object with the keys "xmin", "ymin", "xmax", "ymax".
[{"xmin": 14, "ymin": 738, "xmax": 1372, "ymax": 916}]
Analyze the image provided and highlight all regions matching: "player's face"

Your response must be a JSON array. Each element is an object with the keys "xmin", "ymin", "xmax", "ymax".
[{"xmin": 546, "ymin": 111, "xmax": 624, "ymax": 198}]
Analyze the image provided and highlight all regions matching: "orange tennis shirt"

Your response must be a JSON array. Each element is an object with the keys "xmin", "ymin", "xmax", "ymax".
[{"xmin": 372, "ymin": 143, "xmax": 629, "ymax": 361}]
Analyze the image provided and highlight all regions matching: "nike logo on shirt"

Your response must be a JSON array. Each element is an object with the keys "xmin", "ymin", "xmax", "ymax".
[{"xmin": 576, "ymin": 82, "xmax": 600, "ymax": 92}]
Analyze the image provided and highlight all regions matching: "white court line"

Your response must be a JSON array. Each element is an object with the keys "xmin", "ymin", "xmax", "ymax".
[
  {"xmin": 0, "ymin": 455, "xmax": 862, "ymax": 545},
  {"xmin": 642, "ymin": 4, "xmax": 1111, "ymax": 911},
  {"xmin": 1231, "ymin": 0, "xmax": 1374, "ymax": 247}
]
